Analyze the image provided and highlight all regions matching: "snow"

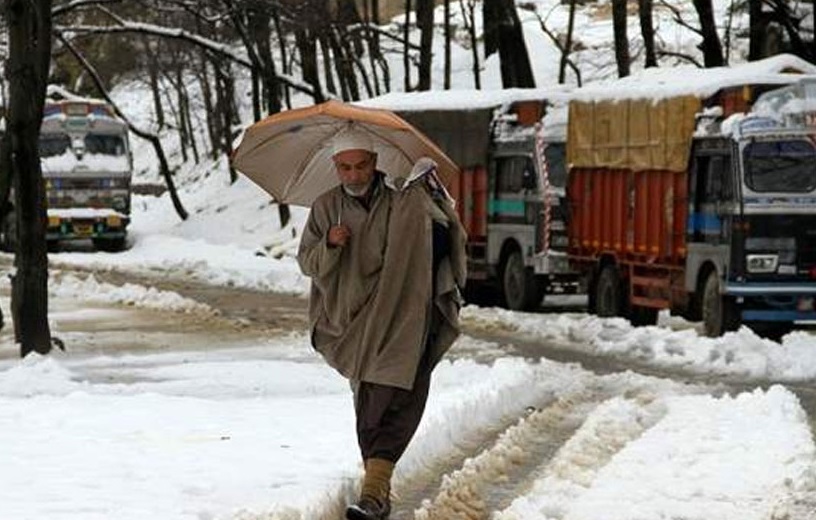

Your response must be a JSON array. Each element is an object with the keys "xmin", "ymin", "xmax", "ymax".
[
  {"xmin": 6, "ymin": 0, "xmax": 816, "ymax": 518},
  {"xmin": 42, "ymin": 152, "xmax": 130, "ymax": 174},
  {"xmin": 49, "ymin": 208, "xmax": 128, "ymax": 219}
]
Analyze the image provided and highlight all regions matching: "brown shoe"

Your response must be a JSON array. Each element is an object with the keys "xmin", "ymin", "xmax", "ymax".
[{"xmin": 345, "ymin": 495, "xmax": 390, "ymax": 520}]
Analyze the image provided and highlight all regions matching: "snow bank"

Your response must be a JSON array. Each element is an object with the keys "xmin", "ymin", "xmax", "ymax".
[
  {"xmin": 49, "ymin": 273, "xmax": 214, "ymax": 314},
  {"xmin": 461, "ymin": 306, "xmax": 816, "ymax": 382}
]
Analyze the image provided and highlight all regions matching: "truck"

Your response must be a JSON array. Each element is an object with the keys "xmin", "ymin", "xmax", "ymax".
[
  {"xmin": 1, "ymin": 97, "xmax": 133, "ymax": 252},
  {"xmin": 566, "ymin": 55, "xmax": 816, "ymax": 337},
  {"xmin": 362, "ymin": 89, "xmax": 578, "ymax": 310}
]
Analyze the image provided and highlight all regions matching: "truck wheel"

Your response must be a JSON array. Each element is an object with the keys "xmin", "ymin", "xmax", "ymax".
[
  {"xmin": 702, "ymin": 271, "xmax": 739, "ymax": 337},
  {"xmin": 502, "ymin": 250, "xmax": 542, "ymax": 311},
  {"xmin": 595, "ymin": 265, "xmax": 623, "ymax": 318}
]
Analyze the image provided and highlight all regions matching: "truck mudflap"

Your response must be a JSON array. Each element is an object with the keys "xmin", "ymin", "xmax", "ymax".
[{"xmin": 725, "ymin": 282, "xmax": 816, "ymax": 321}]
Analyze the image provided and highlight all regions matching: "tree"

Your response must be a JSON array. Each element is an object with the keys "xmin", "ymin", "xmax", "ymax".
[
  {"xmin": 612, "ymin": 0, "xmax": 630, "ymax": 77},
  {"xmin": 483, "ymin": 0, "xmax": 535, "ymax": 88},
  {"xmin": 443, "ymin": 0, "xmax": 451, "ymax": 89},
  {"xmin": 692, "ymin": 0, "xmax": 725, "ymax": 67},
  {"xmin": 638, "ymin": 0, "xmax": 657, "ymax": 68},
  {"xmin": 459, "ymin": 0, "xmax": 480, "ymax": 89},
  {"xmin": 416, "ymin": 0, "xmax": 434, "ymax": 90},
  {"xmin": 6, "ymin": 0, "xmax": 54, "ymax": 356}
]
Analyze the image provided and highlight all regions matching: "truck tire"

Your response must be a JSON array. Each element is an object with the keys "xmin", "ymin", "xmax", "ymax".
[
  {"xmin": 702, "ymin": 271, "xmax": 739, "ymax": 337},
  {"xmin": 501, "ymin": 250, "xmax": 542, "ymax": 311},
  {"xmin": 595, "ymin": 265, "xmax": 623, "ymax": 318}
]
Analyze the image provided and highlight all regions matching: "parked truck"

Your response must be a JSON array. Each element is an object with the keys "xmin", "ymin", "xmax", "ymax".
[
  {"xmin": 566, "ymin": 57, "xmax": 816, "ymax": 337},
  {"xmin": 1, "ymin": 97, "xmax": 133, "ymax": 252},
  {"xmin": 363, "ymin": 90, "xmax": 578, "ymax": 310}
]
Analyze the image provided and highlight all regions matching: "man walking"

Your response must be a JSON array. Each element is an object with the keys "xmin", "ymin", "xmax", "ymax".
[{"xmin": 297, "ymin": 126, "xmax": 466, "ymax": 520}]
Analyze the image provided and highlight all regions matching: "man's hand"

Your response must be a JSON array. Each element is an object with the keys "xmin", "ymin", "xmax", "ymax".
[{"xmin": 327, "ymin": 225, "xmax": 351, "ymax": 247}]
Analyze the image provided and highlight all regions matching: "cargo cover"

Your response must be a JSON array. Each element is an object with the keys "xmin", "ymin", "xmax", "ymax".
[{"xmin": 567, "ymin": 95, "xmax": 701, "ymax": 173}]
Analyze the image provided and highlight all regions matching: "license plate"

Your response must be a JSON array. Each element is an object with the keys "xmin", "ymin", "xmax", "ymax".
[
  {"xmin": 797, "ymin": 297, "xmax": 814, "ymax": 312},
  {"xmin": 74, "ymin": 224, "xmax": 93, "ymax": 237}
]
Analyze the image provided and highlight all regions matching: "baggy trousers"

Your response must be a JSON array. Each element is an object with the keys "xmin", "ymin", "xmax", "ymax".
[{"xmin": 353, "ymin": 359, "xmax": 432, "ymax": 463}]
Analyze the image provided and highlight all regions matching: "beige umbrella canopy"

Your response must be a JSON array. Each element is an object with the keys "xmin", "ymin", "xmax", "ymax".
[{"xmin": 232, "ymin": 99, "xmax": 460, "ymax": 207}]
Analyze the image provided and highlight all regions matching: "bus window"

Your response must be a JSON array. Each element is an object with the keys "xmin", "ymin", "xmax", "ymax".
[
  {"xmin": 85, "ymin": 134, "xmax": 125, "ymax": 156},
  {"xmin": 39, "ymin": 134, "xmax": 71, "ymax": 157}
]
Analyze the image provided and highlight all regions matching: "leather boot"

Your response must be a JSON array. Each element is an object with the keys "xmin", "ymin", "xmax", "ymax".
[{"xmin": 345, "ymin": 458, "xmax": 394, "ymax": 520}]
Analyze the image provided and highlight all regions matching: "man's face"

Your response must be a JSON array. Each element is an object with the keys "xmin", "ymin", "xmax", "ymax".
[{"xmin": 333, "ymin": 149, "xmax": 376, "ymax": 190}]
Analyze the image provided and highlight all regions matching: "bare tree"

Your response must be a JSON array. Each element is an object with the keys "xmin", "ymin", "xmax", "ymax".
[
  {"xmin": 561, "ymin": 0, "xmax": 578, "ymax": 83},
  {"xmin": 483, "ymin": 0, "xmax": 535, "ymax": 88},
  {"xmin": 416, "ymin": 0, "xmax": 434, "ymax": 90},
  {"xmin": 443, "ymin": 0, "xmax": 451, "ymax": 89},
  {"xmin": 459, "ymin": 0, "xmax": 480, "ymax": 89},
  {"xmin": 612, "ymin": 0, "xmax": 630, "ymax": 77},
  {"xmin": 638, "ymin": 0, "xmax": 657, "ymax": 67},
  {"xmin": 6, "ymin": 0, "xmax": 53, "ymax": 356},
  {"xmin": 404, "ymin": 0, "xmax": 412, "ymax": 90},
  {"xmin": 692, "ymin": 0, "xmax": 725, "ymax": 66}
]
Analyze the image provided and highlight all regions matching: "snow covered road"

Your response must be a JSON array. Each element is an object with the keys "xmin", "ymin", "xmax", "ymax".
[{"xmin": 0, "ymin": 270, "xmax": 814, "ymax": 520}]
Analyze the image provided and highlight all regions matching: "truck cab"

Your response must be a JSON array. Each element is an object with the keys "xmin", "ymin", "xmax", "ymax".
[
  {"xmin": 687, "ymin": 89, "xmax": 816, "ymax": 336},
  {"xmin": 486, "ymin": 105, "xmax": 576, "ymax": 310},
  {"xmin": 2, "ymin": 98, "xmax": 134, "ymax": 252}
]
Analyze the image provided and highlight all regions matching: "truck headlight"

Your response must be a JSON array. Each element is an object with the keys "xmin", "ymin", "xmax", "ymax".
[{"xmin": 746, "ymin": 254, "xmax": 779, "ymax": 273}]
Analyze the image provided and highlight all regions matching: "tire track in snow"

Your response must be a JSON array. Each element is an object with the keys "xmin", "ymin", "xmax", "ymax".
[{"xmin": 405, "ymin": 380, "xmax": 668, "ymax": 520}]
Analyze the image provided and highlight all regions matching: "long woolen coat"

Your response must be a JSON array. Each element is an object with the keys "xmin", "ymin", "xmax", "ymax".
[{"xmin": 297, "ymin": 175, "xmax": 466, "ymax": 390}]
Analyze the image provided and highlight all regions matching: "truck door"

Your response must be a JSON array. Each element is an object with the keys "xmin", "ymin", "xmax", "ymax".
[
  {"xmin": 488, "ymin": 154, "xmax": 539, "ymax": 268},
  {"xmin": 689, "ymin": 142, "xmax": 735, "ymax": 246}
]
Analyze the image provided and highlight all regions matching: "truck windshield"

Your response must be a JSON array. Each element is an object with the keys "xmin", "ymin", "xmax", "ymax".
[
  {"xmin": 85, "ymin": 134, "xmax": 125, "ymax": 156},
  {"xmin": 39, "ymin": 134, "xmax": 71, "ymax": 157},
  {"xmin": 744, "ymin": 139, "xmax": 816, "ymax": 193}
]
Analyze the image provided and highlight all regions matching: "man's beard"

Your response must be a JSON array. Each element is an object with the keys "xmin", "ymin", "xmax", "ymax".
[{"xmin": 342, "ymin": 182, "xmax": 372, "ymax": 197}]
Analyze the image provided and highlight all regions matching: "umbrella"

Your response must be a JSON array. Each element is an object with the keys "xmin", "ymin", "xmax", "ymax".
[{"xmin": 231, "ymin": 99, "xmax": 460, "ymax": 207}]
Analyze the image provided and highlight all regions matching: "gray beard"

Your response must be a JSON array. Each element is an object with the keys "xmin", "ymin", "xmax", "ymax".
[{"xmin": 342, "ymin": 182, "xmax": 372, "ymax": 197}]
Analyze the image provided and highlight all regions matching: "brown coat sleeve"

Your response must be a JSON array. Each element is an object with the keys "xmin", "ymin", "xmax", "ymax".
[{"xmin": 297, "ymin": 192, "xmax": 342, "ymax": 279}]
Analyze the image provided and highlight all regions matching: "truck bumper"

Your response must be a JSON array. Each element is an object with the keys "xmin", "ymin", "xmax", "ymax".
[
  {"xmin": 725, "ymin": 282, "xmax": 816, "ymax": 322},
  {"xmin": 46, "ymin": 213, "xmax": 129, "ymax": 241}
]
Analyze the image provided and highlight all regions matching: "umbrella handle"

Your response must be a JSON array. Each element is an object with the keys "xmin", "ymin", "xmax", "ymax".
[{"xmin": 337, "ymin": 200, "xmax": 342, "ymax": 226}]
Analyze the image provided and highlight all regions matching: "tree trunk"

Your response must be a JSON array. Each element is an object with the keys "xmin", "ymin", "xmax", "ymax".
[
  {"xmin": 416, "ymin": 0, "xmax": 434, "ymax": 90},
  {"xmin": 271, "ymin": 6, "xmax": 291, "ymax": 110},
  {"xmin": 297, "ymin": 29, "xmax": 325, "ymax": 103},
  {"xmin": 444, "ymin": 0, "xmax": 451, "ymax": 89},
  {"xmin": 248, "ymin": 8, "xmax": 282, "ymax": 115},
  {"xmin": 147, "ymin": 46, "xmax": 166, "ymax": 128},
  {"xmin": 612, "ymin": 0, "xmax": 630, "ymax": 77},
  {"xmin": 319, "ymin": 34, "xmax": 338, "ymax": 95},
  {"xmin": 638, "ymin": 0, "xmax": 657, "ymax": 68},
  {"xmin": 693, "ymin": 0, "xmax": 725, "ymax": 67},
  {"xmin": 559, "ymin": 0, "xmax": 577, "ymax": 83},
  {"xmin": 403, "ymin": 0, "xmax": 412, "ymax": 90},
  {"xmin": 7, "ymin": 0, "xmax": 53, "ymax": 356},
  {"xmin": 484, "ymin": 0, "xmax": 535, "ymax": 88},
  {"xmin": 748, "ymin": 0, "xmax": 764, "ymax": 60},
  {"xmin": 462, "ymin": 0, "xmax": 480, "ymax": 89}
]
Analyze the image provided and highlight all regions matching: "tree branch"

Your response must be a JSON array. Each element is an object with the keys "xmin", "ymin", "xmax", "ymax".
[
  {"xmin": 52, "ymin": 0, "xmax": 123, "ymax": 18},
  {"xmin": 656, "ymin": 0, "xmax": 703, "ymax": 36},
  {"xmin": 56, "ymin": 22, "xmax": 316, "ymax": 95}
]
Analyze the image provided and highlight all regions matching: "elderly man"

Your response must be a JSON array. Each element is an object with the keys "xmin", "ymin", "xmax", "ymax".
[{"xmin": 297, "ymin": 126, "xmax": 466, "ymax": 520}]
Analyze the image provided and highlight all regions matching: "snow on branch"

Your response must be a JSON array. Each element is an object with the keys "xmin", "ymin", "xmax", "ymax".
[
  {"xmin": 55, "ymin": 22, "xmax": 316, "ymax": 96},
  {"xmin": 52, "ymin": 0, "xmax": 124, "ymax": 18}
]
